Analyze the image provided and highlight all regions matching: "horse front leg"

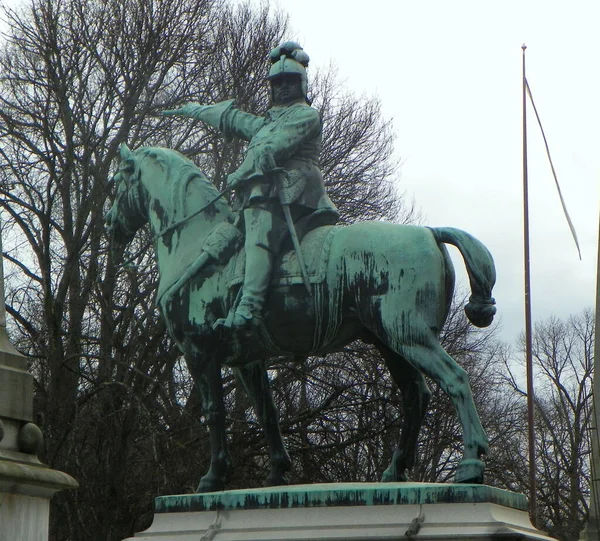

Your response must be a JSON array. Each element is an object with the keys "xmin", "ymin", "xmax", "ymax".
[
  {"xmin": 191, "ymin": 354, "xmax": 232, "ymax": 492},
  {"xmin": 234, "ymin": 360, "xmax": 291, "ymax": 487}
]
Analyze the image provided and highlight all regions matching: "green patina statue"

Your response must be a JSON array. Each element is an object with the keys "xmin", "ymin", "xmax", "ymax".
[
  {"xmin": 163, "ymin": 42, "xmax": 338, "ymax": 329},
  {"xmin": 105, "ymin": 42, "xmax": 497, "ymax": 493}
]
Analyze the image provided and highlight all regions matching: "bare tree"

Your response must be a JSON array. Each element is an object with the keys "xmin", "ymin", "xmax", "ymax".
[
  {"xmin": 0, "ymin": 0, "xmax": 410, "ymax": 539},
  {"xmin": 0, "ymin": 1, "xmax": 285, "ymax": 540},
  {"xmin": 500, "ymin": 310, "xmax": 594, "ymax": 541}
]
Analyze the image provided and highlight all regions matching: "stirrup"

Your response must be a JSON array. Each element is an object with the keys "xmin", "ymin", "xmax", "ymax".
[
  {"xmin": 213, "ymin": 303, "xmax": 262, "ymax": 331},
  {"xmin": 213, "ymin": 307, "xmax": 237, "ymax": 330}
]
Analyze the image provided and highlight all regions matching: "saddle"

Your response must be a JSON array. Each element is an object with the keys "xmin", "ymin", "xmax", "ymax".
[
  {"xmin": 227, "ymin": 224, "xmax": 338, "ymax": 289},
  {"xmin": 219, "ymin": 223, "xmax": 340, "ymax": 355},
  {"xmin": 157, "ymin": 217, "xmax": 341, "ymax": 355},
  {"xmin": 157, "ymin": 212, "xmax": 339, "ymax": 313}
]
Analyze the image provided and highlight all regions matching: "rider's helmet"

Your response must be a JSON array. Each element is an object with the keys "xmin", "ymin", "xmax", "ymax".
[{"xmin": 267, "ymin": 41, "xmax": 310, "ymax": 103}]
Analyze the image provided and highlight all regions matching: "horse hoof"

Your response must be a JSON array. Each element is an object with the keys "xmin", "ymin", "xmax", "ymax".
[
  {"xmin": 197, "ymin": 476, "xmax": 225, "ymax": 493},
  {"xmin": 455, "ymin": 458, "xmax": 484, "ymax": 484},
  {"xmin": 381, "ymin": 468, "xmax": 408, "ymax": 483}
]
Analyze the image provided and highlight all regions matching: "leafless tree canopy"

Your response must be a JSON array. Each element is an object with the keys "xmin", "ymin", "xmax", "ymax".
[
  {"xmin": 498, "ymin": 310, "xmax": 594, "ymax": 541},
  {"xmin": 0, "ymin": 0, "xmax": 411, "ymax": 539}
]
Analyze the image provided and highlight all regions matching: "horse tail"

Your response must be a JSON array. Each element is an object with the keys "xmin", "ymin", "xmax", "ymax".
[{"xmin": 429, "ymin": 227, "xmax": 497, "ymax": 328}]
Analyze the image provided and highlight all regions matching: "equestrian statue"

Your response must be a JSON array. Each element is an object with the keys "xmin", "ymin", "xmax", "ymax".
[{"xmin": 105, "ymin": 42, "xmax": 497, "ymax": 493}]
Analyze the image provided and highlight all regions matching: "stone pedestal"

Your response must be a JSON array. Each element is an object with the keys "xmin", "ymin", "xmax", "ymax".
[
  {"xmin": 125, "ymin": 482, "xmax": 556, "ymax": 541},
  {"xmin": 0, "ymin": 329, "xmax": 77, "ymax": 541}
]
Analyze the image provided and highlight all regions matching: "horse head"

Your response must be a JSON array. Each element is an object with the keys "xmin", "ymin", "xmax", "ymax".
[
  {"xmin": 105, "ymin": 143, "xmax": 148, "ymax": 246},
  {"xmin": 105, "ymin": 143, "xmax": 238, "ymax": 305}
]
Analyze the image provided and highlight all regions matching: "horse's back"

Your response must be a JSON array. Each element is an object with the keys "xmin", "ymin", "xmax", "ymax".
[
  {"xmin": 328, "ymin": 221, "xmax": 443, "ymax": 279},
  {"xmin": 326, "ymin": 221, "xmax": 451, "ymax": 337}
]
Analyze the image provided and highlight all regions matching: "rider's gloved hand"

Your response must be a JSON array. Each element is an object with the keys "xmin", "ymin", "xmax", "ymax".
[
  {"xmin": 226, "ymin": 172, "xmax": 242, "ymax": 188},
  {"xmin": 162, "ymin": 103, "xmax": 208, "ymax": 119},
  {"xmin": 162, "ymin": 100, "xmax": 235, "ymax": 130}
]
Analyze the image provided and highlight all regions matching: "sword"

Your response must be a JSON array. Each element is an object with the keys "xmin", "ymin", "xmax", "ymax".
[
  {"xmin": 270, "ymin": 168, "xmax": 313, "ymax": 298},
  {"xmin": 281, "ymin": 202, "xmax": 313, "ymax": 298}
]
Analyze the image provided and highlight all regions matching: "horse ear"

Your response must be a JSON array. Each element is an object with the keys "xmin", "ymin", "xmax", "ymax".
[{"xmin": 120, "ymin": 143, "xmax": 132, "ymax": 159}]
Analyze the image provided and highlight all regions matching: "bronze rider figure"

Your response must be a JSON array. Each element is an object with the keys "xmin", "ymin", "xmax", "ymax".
[{"xmin": 163, "ymin": 42, "xmax": 339, "ymax": 329}]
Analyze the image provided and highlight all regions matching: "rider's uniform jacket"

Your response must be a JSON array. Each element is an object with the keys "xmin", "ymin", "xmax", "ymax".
[{"xmin": 211, "ymin": 99, "xmax": 339, "ymax": 223}]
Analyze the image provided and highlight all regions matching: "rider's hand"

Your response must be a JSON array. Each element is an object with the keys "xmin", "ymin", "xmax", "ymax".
[
  {"xmin": 162, "ymin": 103, "xmax": 207, "ymax": 119},
  {"xmin": 226, "ymin": 172, "xmax": 241, "ymax": 188}
]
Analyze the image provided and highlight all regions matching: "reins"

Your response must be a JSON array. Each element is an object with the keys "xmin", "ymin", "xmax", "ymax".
[{"xmin": 155, "ymin": 184, "xmax": 234, "ymax": 241}]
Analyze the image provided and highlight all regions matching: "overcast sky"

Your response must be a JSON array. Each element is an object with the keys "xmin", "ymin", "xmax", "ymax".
[{"xmin": 270, "ymin": 0, "xmax": 599, "ymax": 345}]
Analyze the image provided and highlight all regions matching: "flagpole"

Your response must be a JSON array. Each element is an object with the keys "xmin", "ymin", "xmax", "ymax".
[
  {"xmin": 588, "ymin": 214, "xmax": 600, "ymax": 538},
  {"xmin": 522, "ymin": 43, "xmax": 538, "ymax": 527}
]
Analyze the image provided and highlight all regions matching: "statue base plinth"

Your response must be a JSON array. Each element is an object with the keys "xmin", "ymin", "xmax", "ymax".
[
  {"xmin": 0, "ymin": 456, "xmax": 78, "ymax": 541},
  {"xmin": 125, "ymin": 482, "xmax": 556, "ymax": 540},
  {"xmin": 0, "ymin": 493, "xmax": 50, "ymax": 541},
  {"xmin": 0, "ymin": 328, "xmax": 78, "ymax": 541}
]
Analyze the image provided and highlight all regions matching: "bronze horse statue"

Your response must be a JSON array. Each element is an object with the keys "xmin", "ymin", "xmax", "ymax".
[{"xmin": 105, "ymin": 144, "xmax": 497, "ymax": 492}]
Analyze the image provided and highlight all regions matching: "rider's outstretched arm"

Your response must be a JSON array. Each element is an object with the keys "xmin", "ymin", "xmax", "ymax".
[{"xmin": 163, "ymin": 99, "xmax": 264, "ymax": 141}]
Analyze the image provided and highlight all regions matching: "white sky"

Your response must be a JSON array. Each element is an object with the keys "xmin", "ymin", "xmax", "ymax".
[{"xmin": 273, "ymin": 0, "xmax": 600, "ymax": 345}]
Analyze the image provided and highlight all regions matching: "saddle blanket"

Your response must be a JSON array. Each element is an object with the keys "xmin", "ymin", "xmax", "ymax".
[{"xmin": 227, "ymin": 225, "xmax": 339, "ymax": 288}]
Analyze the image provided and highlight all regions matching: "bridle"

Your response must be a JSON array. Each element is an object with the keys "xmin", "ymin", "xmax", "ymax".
[{"xmin": 108, "ymin": 155, "xmax": 234, "ymax": 267}]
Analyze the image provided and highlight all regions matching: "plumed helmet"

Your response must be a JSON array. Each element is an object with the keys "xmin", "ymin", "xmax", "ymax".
[{"xmin": 267, "ymin": 41, "xmax": 310, "ymax": 101}]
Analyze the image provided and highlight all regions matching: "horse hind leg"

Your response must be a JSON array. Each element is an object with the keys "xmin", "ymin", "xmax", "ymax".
[
  {"xmin": 397, "ymin": 337, "xmax": 489, "ymax": 483},
  {"xmin": 376, "ymin": 343, "xmax": 431, "ymax": 482},
  {"xmin": 233, "ymin": 361, "xmax": 291, "ymax": 487},
  {"xmin": 377, "ymin": 319, "xmax": 489, "ymax": 484}
]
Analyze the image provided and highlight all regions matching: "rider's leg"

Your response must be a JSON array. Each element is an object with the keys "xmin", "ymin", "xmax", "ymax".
[{"xmin": 232, "ymin": 206, "xmax": 278, "ymax": 327}]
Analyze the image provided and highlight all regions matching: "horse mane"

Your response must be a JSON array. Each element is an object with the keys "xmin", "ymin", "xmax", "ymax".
[{"xmin": 136, "ymin": 146, "xmax": 231, "ymax": 222}]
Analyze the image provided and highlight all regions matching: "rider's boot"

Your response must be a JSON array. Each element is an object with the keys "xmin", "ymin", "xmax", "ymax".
[{"xmin": 231, "ymin": 207, "xmax": 275, "ymax": 329}]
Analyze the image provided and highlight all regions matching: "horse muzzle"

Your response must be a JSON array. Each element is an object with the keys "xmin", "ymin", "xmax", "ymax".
[{"xmin": 105, "ymin": 207, "xmax": 134, "ymax": 246}]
